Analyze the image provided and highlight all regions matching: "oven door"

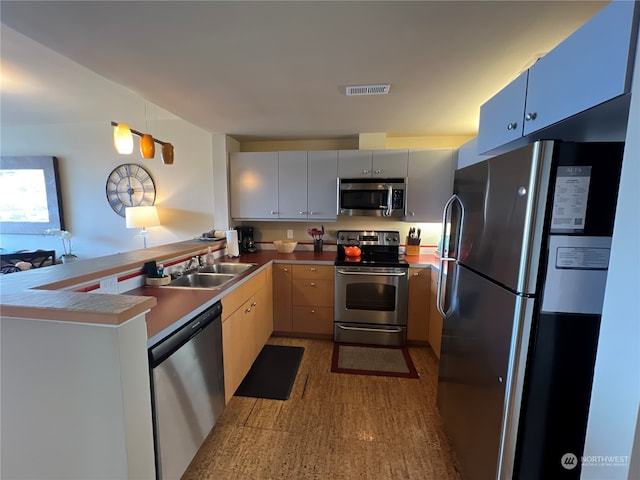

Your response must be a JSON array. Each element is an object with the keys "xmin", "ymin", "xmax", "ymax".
[{"xmin": 335, "ymin": 266, "xmax": 408, "ymax": 326}]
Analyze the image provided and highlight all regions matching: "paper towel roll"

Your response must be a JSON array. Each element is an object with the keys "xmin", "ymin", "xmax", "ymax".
[{"xmin": 226, "ymin": 229, "xmax": 240, "ymax": 257}]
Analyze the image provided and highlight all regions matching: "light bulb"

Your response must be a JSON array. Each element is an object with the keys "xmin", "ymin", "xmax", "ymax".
[{"xmin": 114, "ymin": 123, "xmax": 134, "ymax": 154}]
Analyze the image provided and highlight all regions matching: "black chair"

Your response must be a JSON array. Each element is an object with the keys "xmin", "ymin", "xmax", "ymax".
[{"xmin": 0, "ymin": 250, "xmax": 56, "ymax": 271}]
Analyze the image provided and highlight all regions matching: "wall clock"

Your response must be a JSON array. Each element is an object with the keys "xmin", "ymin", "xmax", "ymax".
[{"xmin": 105, "ymin": 163, "xmax": 156, "ymax": 217}]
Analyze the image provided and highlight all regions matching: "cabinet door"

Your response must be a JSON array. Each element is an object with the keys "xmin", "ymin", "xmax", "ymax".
[
  {"xmin": 292, "ymin": 306, "xmax": 333, "ymax": 335},
  {"xmin": 406, "ymin": 149, "xmax": 455, "ymax": 222},
  {"xmin": 429, "ymin": 268, "xmax": 443, "ymax": 358},
  {"xmin": 407, "ymin": 268, "xmax": 430, "ymax": 342},
  {"xmin": 272, "ymin": 263, "xmax": 293, "ymax": 332},
  {"xmin": 337, "ymin": 150, "xmax": 373, "ymax": 178},
  {"xmin": 523, "ymin": 1, "xmax": 637, "ymax": 136},
  {"xmin": 372, "ymin": 149, "xmax": 408, "ymax": 177},
  {"xmin": 254, "ymin": 278, "xmax": 273, "ymax": 354},
  {"xmin": 222, "ymin": 296, "xmax": 257, "ymax": 403},
  {"xmin": 307, "ymin": 150, "xmax": 338, "ymax": 220},
  {"xmin": 477, "ymin": 71, "xmax": 528, "ymax": 154},
  {"xmin": 277, "ymin": 151, "xmax": 308, "ymax": 219},
  {"xmin": 229, "ymin": 152, "xmax": 279, "ymax": 219}
]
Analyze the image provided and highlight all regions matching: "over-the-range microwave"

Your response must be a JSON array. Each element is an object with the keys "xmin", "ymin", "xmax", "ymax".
[{"xmin": 337, "ymin": 177, "xmax": 406, "ymax": 218}]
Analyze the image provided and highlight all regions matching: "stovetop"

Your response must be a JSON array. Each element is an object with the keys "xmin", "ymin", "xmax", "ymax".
[{"xmin": 334, "ymin": 230, "xmax": 408, "ymax": 268}]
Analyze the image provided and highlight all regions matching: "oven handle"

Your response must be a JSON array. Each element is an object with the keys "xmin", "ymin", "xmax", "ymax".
[
  {"xmin": 336, "ymin": 324, "xmax": 404, "ymax": 333},
  {"xmin": 385, "ymin": 183, "xmax": 393, "ymax": 216},
  {"xmin": 437, "ymin": 193, "xmax": 464, "ymax": 319},
  {"xmin": 336, "ymin": 270, "xmax": 407, "ymax": 277}
]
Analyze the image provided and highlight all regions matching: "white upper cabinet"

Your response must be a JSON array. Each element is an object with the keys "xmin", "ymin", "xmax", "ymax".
[
  {"xmin": 477, "ymin": 72, "xmax": 528, "ymax": 154},
  {"xmin": 230, "ymin": 150, "xmax": 337, "ymax": 221},
  {"xmin": 229, "ymin": 152, "xmax": 279, "ymax": 220},
  {"xmin": 406, "ymin": 149, "xmax": 455, "ymax": 222},
  {"xmin": 477, "ymin": 1, "xmax": 638, "ymax": 154},
  {"xmin": 522, "ymin": 1, "xmax": 637, "ymax": 136},
  {"xmin": 338, "ymin": 150, "xmax": 408, "ymax": 178},
  {"xmin": 307, "ymin": 150, "xmax": 338, "ymax": 220},
  {"xmin": 277, "ymin": 151, "xmax": 308, "ymax": 220}
]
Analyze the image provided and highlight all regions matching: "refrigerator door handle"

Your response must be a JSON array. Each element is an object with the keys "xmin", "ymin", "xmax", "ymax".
[{"xmin": 437, "ymin": 194, "xmax": 464, "ymax": 319}]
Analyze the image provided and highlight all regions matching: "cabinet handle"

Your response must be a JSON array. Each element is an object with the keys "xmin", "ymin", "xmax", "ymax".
[
  {"xmin": 413, "ymin": 272, "xmax": 419, "ymax": 276},
  {"xmin": 310, "ymin": 267, "xmax": 316, "ymax": 271},
  {"xmin": 374, "ymin": 169, "xmax": 381, "ymax": 174},
  {"xmin": 310, "ymin": 282, "xmax": 316, "ymax": 286},
  {"xmin": 506, "ymin": 122, "xmax": 518, "ymax": 131},
  {"xmin": 245, "ymin": 307, "xmax": 251, "ymax": 313},
  {"xmin": 251, "ymin": 301, "xmax": 257, "ymax": 307},
  {"xmin": 283, "ymin": 267, "xmax": 289, "ymax": 272},
  {"xmin": 299, "ymin": 211, "xmax": 307, "ymax": 215},
  {"xmin": 309, "ymin": 211, "xmax": 315, "ymax": 215},
  {"xmin": 525, "ymin": 112, "xmax": 537, "ymax": 121},
  {"xmin": 410, "ymin": 211, "xmax": 415, "ymax": 216},
  {"xmin": 311, "ymin": 309, "xmax": 316, "ymax": 314},
  {"xmin": 270, "ymin": 211, "xmax": 278, "ymax": 215},
  {"xmin": 362, "ymin": 170, "xmax": 370, "ymax": 174}
]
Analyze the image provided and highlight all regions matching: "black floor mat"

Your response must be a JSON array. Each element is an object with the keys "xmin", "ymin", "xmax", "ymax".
[{"xmin": 234, "ymin": 344, "xmax": 305, "ymax": 400}]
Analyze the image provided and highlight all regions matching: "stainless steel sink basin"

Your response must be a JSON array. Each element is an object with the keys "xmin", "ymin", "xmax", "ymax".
[
  {"xmin": 167, "ymin": 273, "xmax": 236, "ymax": 289},
  {"xmin": 198, "ymin": 263, "xmax": 257, "ymax": 275}
]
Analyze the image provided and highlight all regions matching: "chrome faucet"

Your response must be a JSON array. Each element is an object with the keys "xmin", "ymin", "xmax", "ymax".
[{"xmin": 185, "ymin": 256, "xmax": 201, "ymax": 272}]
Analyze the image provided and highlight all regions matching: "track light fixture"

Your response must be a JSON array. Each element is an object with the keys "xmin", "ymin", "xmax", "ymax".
[{"xmin": 111, "ymin": 121, "xmax": 174, "ymax": 164}]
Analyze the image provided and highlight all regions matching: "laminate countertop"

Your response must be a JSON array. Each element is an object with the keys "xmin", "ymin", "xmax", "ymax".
[{"xmin": 0, "ymin": 239, "xmax": 438, "ymax": 341}]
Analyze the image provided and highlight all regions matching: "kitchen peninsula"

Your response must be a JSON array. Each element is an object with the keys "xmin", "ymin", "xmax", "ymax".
[{"xmin": 0, "ymin": 238, "xmax": 438, "ymax": 479}]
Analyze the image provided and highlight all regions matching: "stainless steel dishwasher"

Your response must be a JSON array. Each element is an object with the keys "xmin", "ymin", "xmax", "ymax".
[{"xmin": 148, "ymin": 301, "xmax": 225, "ymax": 480}]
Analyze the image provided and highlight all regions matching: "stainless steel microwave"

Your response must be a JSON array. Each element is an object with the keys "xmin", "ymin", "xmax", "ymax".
[{"xmin": 337, "ymin": 178, "xmax": 407, "ymax": 218}]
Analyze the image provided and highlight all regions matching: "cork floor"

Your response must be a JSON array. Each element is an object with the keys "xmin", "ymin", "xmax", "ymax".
[{"xmin": 182, "ymin": 337, "xmax": 463, "ymax": 480}]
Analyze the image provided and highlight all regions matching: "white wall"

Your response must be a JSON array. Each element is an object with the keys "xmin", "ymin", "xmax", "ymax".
[
  {"xmin": 582, "ymin": 33, "xmax": 640, "ymax": 480},
  {"xmin": 0, "ymin": 29, "xmax": 219, "ymax": 259}
]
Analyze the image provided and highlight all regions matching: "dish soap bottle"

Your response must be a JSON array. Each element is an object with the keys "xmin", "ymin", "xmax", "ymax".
[{"xmin": 205, "ymin": 247, "xmax": 216, "ymax": 265}]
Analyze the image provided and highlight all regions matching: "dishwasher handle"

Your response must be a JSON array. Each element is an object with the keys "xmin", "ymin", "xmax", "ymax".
[{"xmin": 149, "ymin": 301, "xmax": 222, "ymax": 368}]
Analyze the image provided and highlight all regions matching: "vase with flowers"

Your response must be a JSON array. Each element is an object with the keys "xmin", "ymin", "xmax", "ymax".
[
  {"xmin": 44, "ymin": 228, "xmax": 76, "ymax": 263},
  {"xmin": 308, "ymin": 226, "xmax": 325, "ymax": 252}
]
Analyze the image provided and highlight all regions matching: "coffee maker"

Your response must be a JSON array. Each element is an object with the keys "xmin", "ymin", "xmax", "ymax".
[{"xmin": 238, "ymin": 226, "xmax": 257, "ymax": 253}]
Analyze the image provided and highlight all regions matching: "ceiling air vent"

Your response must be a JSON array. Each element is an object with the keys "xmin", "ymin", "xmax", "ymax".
[{"xmin": 345, "ymin": 84, "xmax": 390, "ymax": 96}]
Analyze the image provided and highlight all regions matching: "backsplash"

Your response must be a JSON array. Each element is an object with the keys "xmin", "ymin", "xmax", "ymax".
[{"xmin": 237, "ymin": 219, "xmax": 442, "ymax": 251}]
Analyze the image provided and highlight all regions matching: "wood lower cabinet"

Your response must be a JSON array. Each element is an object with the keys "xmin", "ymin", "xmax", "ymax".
[
  {"xmin": 291, "ymin": 264, "xmax": 334, "ymax": 336},
  {"xmin": 407, "ymin": 267, "xmax": 430, "ymax": 343},
  {"xmin": 221, "ymin": 268, "xmax": 273, "ymax": 403},
  {"xmin": 272, "ymin": 263, "xmax": 293, "ymax": 332},
  {"xmin": 429, "ymin": 268, "xmax": 443, "ymax": 359}
]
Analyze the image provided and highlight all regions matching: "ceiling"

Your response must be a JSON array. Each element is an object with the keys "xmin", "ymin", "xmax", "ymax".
[{"xmin": 0, "ymin": 1, "xmax": 608, "ymax": 141}]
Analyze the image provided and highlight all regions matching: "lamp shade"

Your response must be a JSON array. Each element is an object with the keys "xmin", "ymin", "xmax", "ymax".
[
  {"xmin": 114, "ymin": 123, "xmax": 134, "ymax": 154},
  {"xmin": 125, "ymin": 206, "xmax": 160, "ymax": 229},
  {"xmin": 140, "ymin": 134, "xmax": 155, "ymax": 159}
]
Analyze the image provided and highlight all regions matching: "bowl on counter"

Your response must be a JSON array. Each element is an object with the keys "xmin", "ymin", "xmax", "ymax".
[{"xmin": 273, "ymin": 240, "xmax": 297, "ymax": 253}]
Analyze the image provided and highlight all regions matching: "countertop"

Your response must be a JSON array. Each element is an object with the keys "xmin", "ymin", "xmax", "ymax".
[{"xmin": 0, "ymin": 239, "xmax": 437, "ymax": 341}]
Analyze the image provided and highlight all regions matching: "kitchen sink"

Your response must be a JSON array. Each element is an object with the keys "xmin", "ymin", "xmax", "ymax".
[
  {"xmin": 198, "ymin": 263, "xmax": 258, "ymax": 275},
  {"xmin": 167, "ymin": 272, "xmax": 236, "ymax": 289},
  {"xmin": 164, "ymin": 263, "xmax": 258, "ymax": 289}
]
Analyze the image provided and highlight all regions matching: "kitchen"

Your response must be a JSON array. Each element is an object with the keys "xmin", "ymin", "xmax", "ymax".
[{"xmin": 3, "ymin": 3, "xmax": 633, "ymax": 480}]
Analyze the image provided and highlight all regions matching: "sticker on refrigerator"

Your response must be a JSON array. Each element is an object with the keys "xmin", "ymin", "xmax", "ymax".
[
  {"xmin": 555, "ymin": 247, "xmax": 610, "ymax": 270},
  {"xmin": 550, "ymin": 166, "xmax": 591, "ymax": 232}
]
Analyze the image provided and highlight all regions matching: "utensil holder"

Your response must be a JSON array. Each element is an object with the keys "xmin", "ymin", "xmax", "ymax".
[{"xmin": 313, "ymin": 239, "xmax": 323, "ymax": 252}]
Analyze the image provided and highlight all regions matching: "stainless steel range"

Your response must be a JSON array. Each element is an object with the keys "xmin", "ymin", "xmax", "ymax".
[{"xmin": 334, "ymin": 230, "xmax": 409, "ymax": 346}]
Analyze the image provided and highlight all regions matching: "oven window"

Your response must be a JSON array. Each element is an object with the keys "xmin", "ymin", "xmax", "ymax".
[
  {"xmin": 345, "ymin": 283, "xmax": 396, "ymax": 311},
  {"xmin": 341, "ymin": 190, "xmax": 387, "ymax": 210}
]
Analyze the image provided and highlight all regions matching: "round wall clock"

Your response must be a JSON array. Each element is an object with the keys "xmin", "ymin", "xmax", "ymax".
[{"xmin": 105, "ymin": 163, "xmax": 156, "ymax": 217}]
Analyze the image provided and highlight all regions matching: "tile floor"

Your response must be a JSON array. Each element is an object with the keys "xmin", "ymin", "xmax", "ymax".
[{"xmin": 183, "ymin": 336, "xmax": 462, "ymax": 480}]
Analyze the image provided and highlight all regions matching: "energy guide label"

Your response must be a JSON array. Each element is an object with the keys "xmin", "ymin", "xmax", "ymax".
[
  {"xmin": 555, "ymin": 247, "xmax": 610, "ymax": 270},
  {"xmin": 550, "ymin": 166, "xmax": 591, "ymax": 232}
]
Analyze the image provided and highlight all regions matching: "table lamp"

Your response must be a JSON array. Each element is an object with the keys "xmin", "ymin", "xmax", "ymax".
[{"xmin": 125, "ymin": 206, "xmax": 160, "ymax": 248}]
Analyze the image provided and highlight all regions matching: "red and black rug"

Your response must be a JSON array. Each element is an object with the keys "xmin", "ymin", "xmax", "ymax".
[{"xmin": 331, "ymin": 343, "xmax": 419, "ymax": 379}]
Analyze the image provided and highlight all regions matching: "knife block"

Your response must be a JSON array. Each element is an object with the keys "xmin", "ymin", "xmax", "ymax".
[{"xmin": 405, "ymin": 236, "xmax": 421, "ymax": 256}]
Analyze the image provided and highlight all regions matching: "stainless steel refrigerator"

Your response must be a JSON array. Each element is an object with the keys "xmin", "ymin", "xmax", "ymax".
[{"xmin": 436, "ymin": 140, "xmax": 624, "ymax": 480}]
